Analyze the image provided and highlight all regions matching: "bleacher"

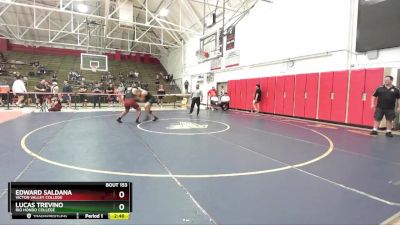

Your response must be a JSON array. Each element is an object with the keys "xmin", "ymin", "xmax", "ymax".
[{"xmin": 1, "ymin": 51, "xmax": 180, "ymax": 94}]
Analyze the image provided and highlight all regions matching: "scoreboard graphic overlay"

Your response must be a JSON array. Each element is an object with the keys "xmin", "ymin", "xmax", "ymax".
[{"xmin": 8, "ymin": 182, "xmax": 132, "ymax": 220}]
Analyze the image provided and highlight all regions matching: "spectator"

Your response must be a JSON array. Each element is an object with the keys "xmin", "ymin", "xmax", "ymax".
[
  {"xmin": 12, "ymin": 75, "xmax": 27, "ymax": 107},
  {"xmin": 117, "ymin": 82, "xmax": 126, "ymax": 106},
  {"xmin": 79, "ymin": 81, "xmax": 88, "ymax": 108},
  {"xmin": 62, "ymin": 80, "xmax": 73, "ymax": 108},
  {"xmin": 106, "ymin": 83, "xmax": 115, "ymax": 107},
  {"xmin": 155, "ymin": 74, "xmax": 160, "ymax": 85},
  {"xmin": 208, "ymin": 86, "xmax": 218, "ymax": 111},
  {"xmin": 51, "ymin": 82, "xmax": 59, "ymax": 99},
  {"xmin": 52, "ymin": 72, "xmax": 57, "ymax": 82},
  {"xmin": 169, "ymin": 74, "xmax": 174, "ymax": 84},
  {"xmin": 220, "ymin": 85, "xmax": 226, "ymax": 96},
  {"xmin": 184, "ymin": 80, "xmax": 189, "ymax": 93},
  {"xmin": 157, "ymin": 84, "xmax": 166, "ymax": 107},
  {"xmin": 48, "ymin": 97, "xmax": 62, "ymax": 112},
  {"xmin": 134, "ymin": 71, "xmax": 139, "ymax": 79},
  {"xmin": 92, "ymin": 83, "xmax": 103, "ymax": 108},
  {"xmin": 34, "ymin": 79, "xmax": 47, "ymax": 107}
]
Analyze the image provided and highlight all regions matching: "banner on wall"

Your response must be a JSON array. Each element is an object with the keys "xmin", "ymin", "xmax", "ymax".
[
  {"xmin": 225, "ymin": 50, "xmax": 240, "ymax": 68},
  {"xmin": 226, "ymin": 25, "xmax": 235, "ymax": 51},
  {"xmin": 210, "ymin": 57, "xmax": 222, "ymax": 70}
]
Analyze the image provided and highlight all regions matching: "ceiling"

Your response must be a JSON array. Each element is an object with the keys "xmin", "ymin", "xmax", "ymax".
[{"xmin": 0, "ymin": 0, "xmax": 259, "ymax": 56}]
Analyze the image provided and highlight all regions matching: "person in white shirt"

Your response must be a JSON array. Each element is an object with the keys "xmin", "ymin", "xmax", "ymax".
[{"xmin": 12, "ymin": 75, "xmax": 27, "ymax": 107}]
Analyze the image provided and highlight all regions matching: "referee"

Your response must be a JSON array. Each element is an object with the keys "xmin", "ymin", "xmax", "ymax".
[
  {"xmin": 370, "ymin": 76, "xmax": 400, "ymax": 137},
  {"xmin": 189, "ymin": 84, "xmax": 203, "ymax": 116}
]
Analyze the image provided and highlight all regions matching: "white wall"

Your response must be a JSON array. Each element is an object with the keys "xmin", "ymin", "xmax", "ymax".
[{"xmin": 161, "ymin": 0, "xmax": 400, "ymax": 101}]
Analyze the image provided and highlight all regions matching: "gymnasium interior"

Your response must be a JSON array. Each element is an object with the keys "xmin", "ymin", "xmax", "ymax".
[{"xmin": 0, "ymin": 0, "xmax": 400, "ymax": 224}]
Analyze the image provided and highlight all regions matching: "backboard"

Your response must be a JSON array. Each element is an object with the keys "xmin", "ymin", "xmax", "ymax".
[
  {"xmin": 198, "ymin": 28, "xmax": 223, "ymax": 63},
  {"xmin": 80, "ymin": 53, "xmax": 108, "ymax": 72}
]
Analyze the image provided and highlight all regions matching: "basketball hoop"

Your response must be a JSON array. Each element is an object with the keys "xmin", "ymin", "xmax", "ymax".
[
  {"xmin": 196, "ymin": 50, "xmax": 209, "ymax": 63},
  {"xmin": 91, "ymin": 65, "xmax": 98, "ymax": 73}
]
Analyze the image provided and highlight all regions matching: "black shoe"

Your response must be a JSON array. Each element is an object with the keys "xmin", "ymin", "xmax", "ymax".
[
  {"xmin": 385, "ymin": 132, "xmax": 393, "ymax": 138},
  {"xmin": 116, "ymin": 118, "xmax": 122, "ymax": 123},
  {"xmin": 136, "ymin": 119, "xmax": 140, "ymax": 124},
  {"xmin": 370, "ymin": 130, "xmax": 378, "ymax": 135},
  {"xmin": 152, "ymin": 116, "xmax": 158, "ymax": 122}
]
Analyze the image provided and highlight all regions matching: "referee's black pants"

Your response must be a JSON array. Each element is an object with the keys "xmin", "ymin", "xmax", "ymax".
[{"xmin": 190, "ymin": 97, "xmax": 200, "ymax": 115}]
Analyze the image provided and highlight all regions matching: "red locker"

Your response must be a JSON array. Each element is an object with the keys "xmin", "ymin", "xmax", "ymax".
[
  {"xmin": 266, "ymin": 77, "xmax": 276, "ymax": 113},
  {"xmin": 275, "ymin": 76, "xmax": 285, "ymax": 115},
  {"xmin": 238, "ymin": 79, "xmax": 247, "ymax": 110},
  {"xmin": 294, "ymin": 74, "xmax": 307, "ymax": 117},
  {"xmin": 235, "ymin": 80, "xmax": 242, "ymax": 109},
  {"xmin": 259, "ymin": 78, "xmax": 269, "ymax": 113},
  {"xmin": 330, "ymin": 70, "xmax": 349, "ymax": 123},
  {"xmin": 363, "ymin": 68, "xmax": 384, "ymax": 126},
  {"xmin": 304, "ymin": 73, "xmax": 319, "ymax": 119},
  {"xmin": 228, "ymin": 80, "xmax": 236, "ymax": 109},
  {"xmin": 246, "ymin": 78, "xmax": 260, "ymax": 110},
  {"xmin": 283, "ymin": 76, "xmax": 295, "ymax": 116},
  {"xmin": 318, "ymin": 72, "xmax": 334, "ymax": 121},
  {"xmin": 347, "ymin": 69, "xmax": 366, "ymax": 125}
]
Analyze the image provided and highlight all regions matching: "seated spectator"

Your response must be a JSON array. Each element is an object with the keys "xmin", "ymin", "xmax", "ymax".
[
  {"xmin": 157, "ymin": 85, "xmax": 166, "ymax": 107},
  {"xmin": 52, "ymin": 73, "xmax": 57, "ymax": 81},
  {"xmin": 49, "ymin": 97, "xmax": 62, "ymax": 112},
  {"xmin": 134, "ymin": 71, "xmax": 139, "ymax": 79},
  {"xmin": 155, "ymin": 74, "xmax": 160, "ymax": 85}
]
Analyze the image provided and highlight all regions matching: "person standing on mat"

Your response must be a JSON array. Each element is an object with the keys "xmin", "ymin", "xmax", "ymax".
[
  {"xmin": 252, "ymin": 84, "xmax": 261, "ymax": 113},
  {"xmin": 117, "ymin": 87, "xmax": 141, "ymax": 124},
  {"xmin": 208, "ymin": 86, "xmax": 218, "ymax": 111},
  {"xmin": 184, "ymin": 80, "xmax": 189, "ymax": 93},
  {"xmin": 133, "ymin": 88, "xmax": 158, "ymax": 122},
  {"xmin": 189, "ymin": 84, "xmax": 203, "ymax": 116},
  {"xmin": 370, "ymin": 76, "xmax": 400, "ymax": 137}
]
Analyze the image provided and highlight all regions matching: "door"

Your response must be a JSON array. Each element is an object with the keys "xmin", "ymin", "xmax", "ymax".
[
  {"xmin": 283, "ymin": 75, "xmax": 295, "ymax": 116},
  {"xmin": 318, "ymin": 72, "xmax": 334, "ymax": 120},
  {"xmin": 294, "ymin": 74, "xmax": 307, "ymax": 117},
  {"xmin": 275, "ymin": 76, "xmax": 285, "ymax": 114},
  {"xmin": 304, "ymin": 73, "xmax": 319, "ymax": 119},
  {"xmin": 347, "ymin": 69, "xmax": 366, "ymax": 125},
  {"xmin": 330, "ymin": 70, "xmax": 349, "ymax": 123}
]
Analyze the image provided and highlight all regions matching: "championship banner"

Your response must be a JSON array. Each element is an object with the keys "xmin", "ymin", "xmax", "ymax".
[
  {"xmin": 225, "ymin": 50, "xmax": 240, "ymax": 68},
  {"xmin": 226, "ymin": 26, "xmax": 236, "ymax": 51},
  {"xmin": 210, "ymin": 58, "xmax": 222, "ymax": 71}
]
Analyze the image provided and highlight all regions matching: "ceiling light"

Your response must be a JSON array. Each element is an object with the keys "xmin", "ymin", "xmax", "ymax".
[
  {"xmin": 159, "ymin": 8, "xmax": 169, "ymax": 17},
  {"xmin": 77, "ymin": 4, "xmax": 88, "ymax": 13}
]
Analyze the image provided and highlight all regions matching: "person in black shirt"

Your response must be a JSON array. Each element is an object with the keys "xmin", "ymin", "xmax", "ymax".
[
  {"xmin": 252, "ymin": 84, "xmax": 262, "ymax": 113},
  {"xmin": 106, "ymin": 83, "xmax": 115, "ymax": 107},
  {"xmin": 370, "ymin": 76, "xmax": 400, "ymax": 137},
  {"xmin": 78, "ymin": 82, "xmax": 88, "ymax": 108},
  {"xmin": 184, "ymin": 80, "xmax": 189, "ymax": 93},
  {"xmin": 62, "ymin": 80, "xmax": 73, "ymax": 108},
  {"xmin": 92, "ymin": 83, "xmax": 103, "ymax": 109}
]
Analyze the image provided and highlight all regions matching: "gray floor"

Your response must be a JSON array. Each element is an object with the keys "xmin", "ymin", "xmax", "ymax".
[{"xmin": 0, "ymin": 109, "xmax": 399, "ymax": 225}]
